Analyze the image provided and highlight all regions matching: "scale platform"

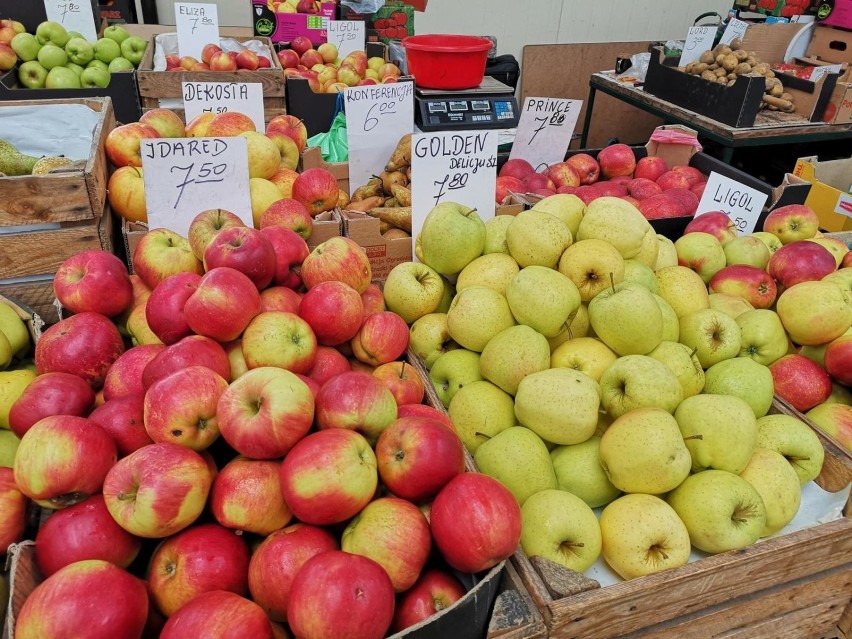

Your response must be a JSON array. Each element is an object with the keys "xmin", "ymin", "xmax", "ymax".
[{"xmin": 414, "ymin": 76, "xmax": 520, "ymax": 132}]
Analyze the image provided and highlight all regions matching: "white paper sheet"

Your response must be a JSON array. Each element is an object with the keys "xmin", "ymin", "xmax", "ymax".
[
  {"xmin": 0, "ymin": 104, "xmax": 100, "ymax": 159},
  {"xmin": 151, "ymin": 33, "xmax": 273, "ymax": 71}
]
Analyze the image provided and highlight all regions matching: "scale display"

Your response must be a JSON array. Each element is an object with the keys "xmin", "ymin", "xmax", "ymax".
[{"xmin": 414, "ymin": 77, "xmax": 520, "ymax": 131}]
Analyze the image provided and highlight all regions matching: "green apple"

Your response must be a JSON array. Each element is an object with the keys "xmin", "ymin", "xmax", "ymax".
[
  {"xmin": 435, "ymin": 277, "xmax": 454, "ymax": 313},
  {"xmin": 45, "ymin": 66, "xmax": 81, "ymax": 88},
  {"xmin": 703, "ymin": 357, "xmax": 774, "ymax": 418},
  {"xmin": 654, "ymin": 234, "xmax": 678, "ymax": 270},
  {"xmin": 648, "ymin": 341, "xmax": 705, "ymax": 398},
  {"xmin": 589, "ymin": 282, "xmax": 663, "ymax": 356},
  {"xmin": 520, "ymin": 489, "xmax": 602, "ymax": 572},
  {"xmin": 514, "ymin": 367, "xmax": 601, "ymax": 445},
  {"xmin": 776, "ymin": 281, "xmax": 852, "ymax": 347},
  {"xmin": 678, "ymin": 308, "xmax": 742, "ymax": 369},
  {"xmin": 87, "ymin": 59, "xmax": 109, "ymax": 72},
  {"xmin": 479, "ymin": 325, "xmax": 550, "ymax": 396},
  {"xmin": 600, "ymin": 494, "xmax": 691, "ymax": 579},
  {"xmin": 420, "ymin": 202, "xmax": 485, "ymax": 276},
  {"xmin": 10, "ymin": 33, "xmax": 41, "ymax": 62},
  {"xmin": 675, "ymin": 232, "xmax": 726, "ymax": 283},
  {"xmin": 429, "ymin": 348, "xmax": 481, "ymax": 408},
  {"xmin": 822, "ymin": 267, "xmax": 852, "ymax": 296},
  {"xmin": 409, "ymin": 313, "xmax": 456, "ymax": 369},
  {"xmin": 531, "ymin": 194, "xmax": 585, "ymax": 237},
  {"xmin": 599, "ymin": 354, "xmax": 683, "ymax": 419},
  {"xmin": 550, "ymin": 337, "xmax": 617, "ymax": 382},
  {"xmin": 446, "ymin": 286, "xmax": 515, "ymax": 353},
  {"xmin": 17, "ymin": 61, "xmax": 48, "ymax": 88},
  {"xmin": 724, "ymin": 235, "xmax": 771, "ymax": 269},
  {"xmin": 80, "ymin": 66, "xmax": 110, "ymax": 88},
  {"xmin": 709, "ymin": 292, "xmax": 755, "ymax": 319},
  {"xmin": 94, "ymin": 38, "xmax": 121, "ymax": 64},
  {"xmin": 506, "ymin": 209, "xmax": 572, "ymax": 269},
  {"xmin": 447, "ymin": 380, "xmax": 515, "ymax": 453},
  {"xmin": 483, "ymin": 215, "xmax": 513, "ymax": 255},
  {"xmin": 35, "ymin": 21, "xmax": 69, "ymax": 47},
  {"xmin": 675, "ymin": 394, "xmax": 757, "ymax": 474},
  {"xmin": 0, "ymin": 429, "xmax": 21, "ymax": 467},
  {"xmin": 108, "ymin": 57, "xmax": 135, "ymax": 72},
  {"xmin": 120, "ymin": 36, "xmax": 148, "ymax": 66},
  {"xmin": 66, "ymin": 31, "xmax": 85, "ymax": 41},
  {"xmin": 506, "ymin": 266, "xmax": 580, "ymax": 338},
  {"xmin": 622, "ymin": 259, "xmax": 658, "ymax": 293},
  {"xmin": 755, "ymin": 414, "xmax": 825, "ymax": 485},
  {"xmin": 752, "ymin": 231, "xmax": 782, "ymax": 255},
  {"xmin": 103, "ymin": 25, "xmax": 130, "ymax": 45},
  {"xmin": 739, "ymin": 447, "xmax": 801, "ymax": 536},
  {"xmin": 632, "ymin": 228, "xmax": 660, "ymax": 270},
  {"xmin": 66, "ymin": 62, "xmax": 84, "ymax": 77},
  {"xmin": 738, "ymin": 309, "xmax": 797, "ymax": 361},
  {"xmin": 551, "ymin": 436, "xmax": 621, "ymax": 508},
  {"xmin": 667, "ymin": 470, "xmax": 767, "ymax": 554},
  {"xmin": 577, "ymin": 197, "xmax": 650, "ymax": 259},
  {"xmin": 655, "ymin": 265, "xmax": 710, "ymax": 318},
  {"xmin": 475, "ymin": 426, "xmax": 557, "ymax": 505},
  {"xmin": 599, "ymin": 407, "xmax": 691, "ymax": 494},
  {"xmin": 456, "ymin": 253, "xmax": 519, "ymax": 296},
  {"xmin": 547, "ymin": 304, "xmax": 590, "ymax": 351},
  {"xmin": 653, "ymin": 294, "xmax": 680, "ymax": 342},
  {"xmin": 558, "ymin": 239, "xmax": 625, "ymax": 302},
  {"xmin": 383, "ymin": 261, "xmax": 444, "ymax": 324},
  {"xmin": 64, "ymin": 37, "xmax": 94, "ymax": 65},
  {"xmin": 37, "ymin": 43, "xmax": 67, "ymax": 70}
]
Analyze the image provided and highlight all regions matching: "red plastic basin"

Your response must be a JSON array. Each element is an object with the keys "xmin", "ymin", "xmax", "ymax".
[{"xmin": 402, "ymin": 34, "xmax": 492, "ymax": 90}]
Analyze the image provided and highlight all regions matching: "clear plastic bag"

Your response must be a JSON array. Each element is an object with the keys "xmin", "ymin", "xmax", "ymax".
[{"xmin": 341, "ymin": 0, "xmax": 386, "ymax": 13}]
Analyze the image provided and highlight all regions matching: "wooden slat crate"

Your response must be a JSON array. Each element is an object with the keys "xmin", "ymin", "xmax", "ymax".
[
  {"xmin": 0, "ymin": 97, "xmax": 114, "ymax": 226},
  {"xmin": 488, "ymin": 556, "xmax": 548, "ymax": 639}
]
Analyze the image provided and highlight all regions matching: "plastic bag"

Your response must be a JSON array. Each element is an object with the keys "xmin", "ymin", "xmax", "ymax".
[
  {"xmin": 341, "ymin": 0, "xmax": 386, "ymax": 14},
  {"xmin": 616, "ymin": 52, "xmax": 651, "ymax": 82},
  {"xmin": 307, "ymin": 102, "xmax": 348, "ymax": 163}
]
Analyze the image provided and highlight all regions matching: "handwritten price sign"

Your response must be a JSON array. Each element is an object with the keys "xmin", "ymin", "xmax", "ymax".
[
  {"xmin": 719, "ymin": 18, "xmax": 749, "ymax": 46},
  {"xmin": 410, "ymin": 130, "xmax": 498, "ymax": 251},
  {"xmin": 328, "ymin": 21, "xmax": 366, "ymax": 60},
  {"xmin": 175, "ymin": 2, "xmax": 220, "ymax": 60},
  {"xmin": 695, "ymin": 171, "xmax": 768, "ymax": 235},
  {"xmin": 509, "ymin": 97, "xmax": 582, "ymax": 169},
  {"xmin": 183, "ymin": 82, "xmax": 266, "ymax": 132},
  {"xmin": 679, "ymin": 26, "xmax": 716, "ymax": 66},
  {"xmin": 43, "ymin": 0, "xmax": 97, "ymax": 40},
  {"xmin": 345, "ymin": 82, "xmax": 414, "ymax": 196},
  {"xmin": 140, "ymin": 137, "xmax": 252, "ymax": 237}
]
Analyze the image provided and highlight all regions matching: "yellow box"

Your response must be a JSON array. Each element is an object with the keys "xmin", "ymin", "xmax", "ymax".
[{"xmin": 793, "ymin": 156, "xmax": 852, "ymax": 232}]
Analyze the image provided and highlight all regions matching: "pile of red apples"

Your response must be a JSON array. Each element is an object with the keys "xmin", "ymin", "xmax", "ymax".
[{"xmin": 164, "ymin": 42, "xmax": 274, "ymax": 72}]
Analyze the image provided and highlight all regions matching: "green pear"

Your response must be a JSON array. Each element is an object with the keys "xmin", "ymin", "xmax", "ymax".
[
  {"xmin": 455, "ymin": 253, "xmax": 519, "ymax": 296},
  {"xmin": 703, "ymin": 357, "xmax": 774, "ymax": 418},
  {"xmin": 530, "ymin": 194, "xmax": 585, "ymax": 237},
  {"xmin": 479, "ymin": 325, "xmax": 550, "ymax": 395},
  {"xmin": 558, "ymin": 239, "xmax": 625, "ymax": 302},
  {"xmin": 588, "ymin": 282, "xmax": 663, "ymax": 356},
  {"xmin": 648, "ymin": 341, "xmax": 705, "ymax": 398},
  {"xmin": 675, "ymin": 394, "xmax": 757, "ymax": 474},
  {"xmin": 655, "ymin": 265, "xmax": 710, "ymax": 318},
  {"xmin": 420, "ymin": 202, "xmax": 485, "ymax": 275},
  {"xmin": 506, "ymin": 266, "xmax": 581, "ymax": 337},
  {"xmin": 678, "ymin": 308, "xmax": 742, "ymax": 369},
  {"xmin": 446, "ymin": 286, "xmax": 515, "ymax": 352},
  {"xmin": 576, "ymin": 197, "xmax": 649, "ymax": 259},
  {"xmin": 599, "ymin": 355, "xmax": 683, "ymax": 419},
  {"xmin": 653, "ymin": 294, "xmax": 680, "ymax": 342},
  {"xmin": 599, "ymin": 407, "xmax": 692, "ymax": 494},
  {"xmin": 475, "ymin": 426, "xmax": 558, "ymax": 505},
  {"xmin": 0, "ymin": 429, "xmax": 21, "ymax": 467},
  {"xmin": 0, "ymin": 140, "xmax": 39, "ymax": 176},
  {"xmin": 514, "ymin": 367, "xmax": 601, "ymax": 445},
  {"xmin": 506, "ymin": 209, "xmax": 573, "ymax": 269},
  {"xmin": 550, "ymin": 436, "xmax": 621, "ymax": 508},
  {"xmin": 755, "ymin": 414, "xmax": 824, "ymax": 484},
  {"xmin": 622, "ymin": 259, "xmax": 658, "ymax": 293},
  {"xmin": 739, "ymin": 447, "xmax": 802, "ymax": 536},
  {"xmin": 483, "ymin": 215, "xmax": 513, "ymax": 255},
  {"xmin": 408, "ymin": 313, "xmax": 457, "ymax": 369},
  {"xmin": 447, "ymin": 380, "xmax": 515, "ymax": 453},
  {"xmin": 429, "ymin": 348, "xmax": 481, "ymax": 407}
]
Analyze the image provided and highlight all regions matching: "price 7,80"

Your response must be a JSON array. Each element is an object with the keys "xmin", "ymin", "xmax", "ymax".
[
  {"xmin": 171, "ymin": 162, "xmax": 227, "ymax": 208},
  {"xmin": 58, "ymin": 2, "xmax": 81, "ymax": 21},
  {"xmin": 528, "ymin": 110, "xmax": 567, "ymax": 145},
  {"xmin": 433, "ymin": 172, "xmax": 468, "ymax": 205}
]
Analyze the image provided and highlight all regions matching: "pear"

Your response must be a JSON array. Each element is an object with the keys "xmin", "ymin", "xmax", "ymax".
[
  {"xmin": 420, "ymin": 202, "xmax": 485, "ymax": 276},
  {"xmin": 0, "ymin": 140, "xmax": 39, "ymax": 176},
  {"xmin": 384, "ymin": 133, "xmax": 411, "ymax": 172},
  {"xmin": 447, "ymin": 380, "xmax": 515, "ymax": 453},
  {"xmin": 648, "ymin": 341, "xmax": 705, "ymax": 398},
  {"xmin": 588, "ymin": 282, "xmax": 663, "ymax": 356},
  {"xmin": 474, "ymin": 426, "xmax": 558, "ymax": 505},
  {"xmin": 479, "ymin": 325, "xmax": 550, "ymax": 395},
  {"xmin": 30, "ymin": 156, "xmax": 75, "ymax": 175},
  {"xmin": 506, "ymin": 266, "xmax": 581, "ymax": 338},
  {"xmin": 506, "ymin": 210, "xmax": 573, "ymax": 269}
]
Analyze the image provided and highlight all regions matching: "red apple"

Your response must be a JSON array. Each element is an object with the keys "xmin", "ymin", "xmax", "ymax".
[
  {"xmin": 842, "ymin": 252, "xmax": 852, "ymax": 269},
  {"xmin": 210, "ymin": 457, "xmax": 291, "ymax": 535},
  {"xmin": 210, "ymin": 50, "xmax": 238, "ymax": 71},
  {"xmin": 8, "ymin": 372, "xmax": 96, "ymax": 438},
  {"xmin": 523, "ymin": 172, "xmax": 556, "ymax": 192},
  {"xmin": 391, "ymin": 569, "xmax": 467, "ymax": 633},
  {"xmin": 498, "ymin": 158, "xmax": 536, "ymax": 181},
  {"xmin": 217, "ymin": 366, "xmax": 314, "ymax": 460},
  {"xmin": 105, "ymin": 122, "xmax": 160, "ymax": 168},
  {"xmin": 0, "ymin": 467, "xmax": 27, "ymax": 551},
  {"xmin": 671, "ymin": 165, "xmax": 706, "ymax": 186},
  {"xmin": 241, "ymin": 311, "xmax": 318, "ymax": 373},
  {"xmin": 165, "ymin": 54, "xmax": 181, "ymax": 69},
  {"xmin": 290, "ymin": 36, "xmax": 312, "ymax": 56},
  {"xmin": 292, "ymin": 168, "xmax": 340, "ymax": 216},
  {"xmin": 709, "ymin": 265, "xmax": 778, "ymax": 309},
  {"xmin": 260, "ymin": 286, "xmax": 302, "ymax": 314},
  {"xmin": 267, "ymin": 114, "xmax": 309, "ymax": 154},
  {"xmin": 684, "ymin": 211, "xmax": 738, "ymax": 245},
  {"xmin": 287, "ymin": 550, "xmax": 395, "ymax": 639},
  {"xmin": 144, "ymin": 272, "xmax": 202, "ymax": 345},
  {"xmin": 361, "ymin": 283, "xmax": 385, "ymax": 318},
  {"xmin": 277, "ymin": 48, "xmax": 300, "ymax": 69},
  {"xmin": 430, "ymin": 473, "xmax": 522, "ymax": 573},
  {"xmin": 34, "ymin": 495, "xmax": 141, "ymax": 577},
  {"xmin": 279, "ymin": 429, "xmax": 378, "ymax": 525},
  {"xmin": 768, "ymin": 241, "xmax": 836, "ymax": 289},
  {"xmin": 372, "ymin": 361, "xmax": 424, "ymax": 406},
  {"xmin": 627, "ymin": 177, "xmax": 663, "ymax": 201},
  {"xmin": 638, "ymin": 194, "xmax": 683, "ymax": 221},
  {"xmin": 597, "ymin": 143, "xmax": 636, "ymax": 179},
  {"xmin": 297, "ymin": 373, "xmax": 321, "ymax": 397},
  {"xmin": 236, "ymin": 49, "xmax": 260, "ymax": 70},
  {"xmin": 53, "ymin": 249, "xmax": 133, "ymax": 317},
  {"xmin": 495, "ymin": 175, "xmax": 524, "ymax": 204},
  {"xmin": 544, "ymin": 162, "xmax": 581, "ymax": 189},
  {"xmin": 88, "ymin": 394, "xmax": 153, "ymax": 456},
  {"xmin": 15, "ymin": 560, "xmax": 148, "ymax": 639},
  {"xmin": 160, "ymin": 591, "xmax": 273, "ymax": 639},
  {"xmin": 301, "ymin": 237, "xmax": 372, "ymax": 293},
  {"xmin": 132, "ymin": 228, "xmax": 203, "ymax": 290},
  {"xmin": 315, "ymin": 371, "xmax": 398, "ymax": 444},
  {"xmin": 203, "ymin": 226, "xmax": 277, "ymax": 290},
  {"xmin": 306, "ymin": 345, "xmax": 351, "ymax": 385},
  {"xmin": 142, "ymin": 335, "xmax": 231, "ymax": 390},
  {"xmin": 665, "ymin": 187, "xmax": 700, "ymax": 216},
  {"xmin": 188, "ymin": 208, "xmax": 246, "ymax": 261},
  {"xmin": 566, "ymin": 153, "xmax": 600, "ymax": 185},
  {"xmin": 593, "ymin": 181, "xmax": 629, "ymax": 198},
  {"xmin": 351, "ymin": 311, "xmax": 409, "ymax": 366},
  {"xmin": 691, "ymin": 181, "xmax": 707, "ymax": 199},
  {"xmin": 824, "ymin": 335, "xmax": 852, "ymax": 386},
  {"xmin": 575, "ymin": 184, "xmax": 600, "ymax": 205},
  {"xmin": 656, "ymin": 170, "xmax": 691, "ymax": 191},
  {"xmin": 397, "ymin": 403, "xmax": 455, "ymax": 431},
  {"xmin": 298, "ymin": 281, "xmax": 364, "ymax": 346},
  {"xmin": 260, "ymin": 198, "xmax": 313, "ymax": 240},
  {"xmin": 633, "ymin": 156, "xmax": 668, "ymax": 182},
  {"xmin": 201, "ymin": 43, "xmax": 222, "ymax": 65},
  {"xmin": 769, "ymin": 354, "xmax": 832, "ymax": 412},
  {"xmin": 259, "ymin": 225, "xmax": 310, "ymax": 287},
  {"xmin": 184, "ymin": 267, "xmax": 262, "ymax": 342}
]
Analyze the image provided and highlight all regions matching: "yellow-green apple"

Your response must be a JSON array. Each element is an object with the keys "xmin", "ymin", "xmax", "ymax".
[
  {"xmin": 8, "ymin": 372, "xmax": 95, "ymax": 437},
  {"xmin": 551, "ymin": 437, "xmax": 621, "ymax": 508},
  {"xmin": 14, "ymin": 415, "xmax": 116, "ymax": 509},
  {"xmin": 160, "ymin": 591, "xmax": 273, "ymax": 639},
  {"xmin": 550, "ymin": 337, "xmax": 617, "ymax": 382},
  {"xmin": 89, "ymin": 395, "xmax": 152, "ymax": 456},
  {"xmin": 776, "ymin": 280, "xmax": 852, "ymax": 346},
  {"xmin": 678, "ymin": 308, "xmax": 742, "ymax": 368},
  {"xmin": 267, "ymin": 114, "xmax": 309, "ymax": 153},
  {"xmin": 709, "ymin": 264, "xmax": 777, "ymax": 310},
  {"xmin": 479, "ymin": 324, "xmax": 550, "ymax": 395},
  {"xmin": 456, "ymin": 253, "xmax": 519, "ymax": 296},
  {"xmin": 301, "ymin": 237, "xmax": 371, "ymax": 293},
  {"xmin": 675, "ymin": 394, "xmax": 757, "ymax": 473},
  {"xmin": 188, "ymin": 208, "xmax": 246, "ymax": 260},
  {"xmin": 107, "ymin": 165, "xmax": 147, "ymax": 223},
  {"xmin": 632, "ymin": 229, "xmax": 661, "ymax": 270},
  {"xmin": 622, "ymin": 259, "xmax": 658, "ymax": 294},
  {"xmin": 514, "ymin": 367, "xmax": 600, "ymax": 444},
  {"xmin": 827, "ymin": 381, "xmax": 852, "ymax": 404},
  {"xmin": 704, "ymin": 357, "xmax": 774, "ymax": 418},
  {"xmin": 260, "ymin": 226, "xmax": 309, "ymax": 288},
  {"xmin": 684, "ymin": 211, "xmax": 738, "ymax": 245},
  {"xmin": 203, "ymin": 226, "xmax": 277, "ymax": 290},
  {"xmin": 769, "ymin": 241, "xmax": 837, "ymax": 289},
  {"xmin": 217, "ymin": 366, "xmax": 314, "ymax": 459},
  {"xmin": 722, "ymin": 235, "xmax": 771, "ymax": 269},
  {"xmin": 287, "ymin": 550, "xmax": 394, "ymax": 639},
  {"xmin": 0, "ymin": 429, "xmax": 20, "ymax": 467},
  {"xmin": 186, "ymin": 112, "xmax": 215, "ymax": 137},
  {"xmin": 756, "ymin": 413, "xmax": 825, "ymax": 483},
  {"xmin": 506, "ymin": 209, "xmax": 572, "ymax": 270},
  {"xmin": 648, "ymin": 340, "xmax": 704, "ymax": 398},
  {"xmin": 736, "ymin": 309, "xmax": 788, "ymax": 366},
  {"xmin": 577, "ymin": 197, "xmax": 649, "ymax": 259},
  {"xmin": 240, "ymin": 311, "xmax": 317, "ymax": 373},
  {"xmin": 520, "ymin": 488, "xmax": 601, "ymax": 572},
  {"xmin": 557, "ymin": 239, "xmax": 625, "ymax": 302},
  {"xmin": 446, "ymin": 285, "xmax": 515, "ymax": 352},
  {"xmin": 409, "ymin": 313, "xmax": 456, "ymax": 369},
  {"xmin": 144, "ymin": 272, "xmax": 201, "ymax": 345},
  {"xmin": 652, "ymin": 293, "xmax": 680, "ymax": 341},
  {"xmin": 762, "ymin": 204, "xmax": 819, "ymax": 244},
  {"xmin": 599, "ymin": 493, "xmax": 690, "ymax": 579},
  {"xmin": 448, "ymin": 380, "xmax": 515, "ymax": 452},
  {"xmin": 105, "ymin": 122, "xmax": 160, "ymax": 167},
  {"xmin": 429, "ymin": 348, "xmax": 481, "ymax": 407},
  {"xmin": 139, "ymin": 108, "xmax": 185, "ymax": 138},
  {"xmin": 675, "ymin": 232, "xmax": 726, "ymax": 283},
  {"xmin": 823, "ymin": 268, "xmax": 852, "ymax": 297},
  {"xmin": 655, "ymin": 265, "xmax": 710, "ymax": 318},
  {"xmin": 506, "ymin": 266, "xmax": 580, "ymax": 338},
  {"xmin": 420, "ymin": 202, "xmax": 486, "ymax": 275},
  {"xmin": 317, "ymin": 42, "xmax": 337, "ymax": 64},
  {"xmin": 298, "ymin": 281, "xmax": 363, "ymax": 346},
  {"xmin": 805, "ymin": 403, "xmax": 852, "ymax": 450},
  {"xmin": 147, "ymin": 522, "xmax": 250, "ymax": 617},
  {"xmin": 224, "ymin": 341, "xmax": 246, "ymax": 381},
  {"xmin": 184, "ymin": 267, "xmax": 262, "ymax": 342},
  {"xmin": 483, "ymin": 215, "xmax": 513, "ymax": 254},
  {"xmin": 102, "ymin": 442, "xmax": 211, "ymax": 538},
  {"xmin": 372, "ymin": 361, "xmax": 424, "ymax": 406},
  {"xmin": 279, "ymin": 428, "xmax": 378, "ymax": 525},
  {"xmin": 142, "ymin": 335, "xmax": 231, "ymax": 390},
  {"xmin": 750, "ymin": 231, "xmax": 781, "ymax": 257},
  {"xmin": 668, "ymin": 470, "xmax": 767, "ymax": 553},
  {"xmin": 655, "ymin": 234, "xmax": 678, "ymax": 270},
  {"xmin": 391, "ymin": 569, "xmax": 466, "ymax": 633},
  {"xmin": 589, "ymin": 282, "xmax": 663, "ymax": 356},
  {"xmin": 260, "ymin": 198, "xmax": 312, "ymax": 240},
  {"xmin": 248, "ymin": 523, "xmax": 338, "ymax": 622},
  {"xmin": 0, "ymin": 369, "xmax": 35, "ymax": 429},
  {"xmin": 240, "ymin": 131, "xmax": 280, "ymax": 179},
  {"xmin": 0, "ymin": 467, "xmax": 27, "ymax": 550},
  {"xmin": 207, "ymin": 111, "xmax": 255, "ymax": 136},
  {"xmin": 306, "ymin": 346, "xmax": 350, "ymax": 386},
  {"xmin": 529, "ymin": 195, "xmax": 584, "ymax": 237},
  {"xmin": 351, "ymin": 311, "xmax": 409, "ymax": 366},
  {"xmin": 315, "ymin": 371, "xmax": 397, "ymax": 443},
  {"xmin": 549, "ymin": 303, "xmax": 590, "ymax": 349},
  {"xmin": 769, "ymin": 354, "xmax": 832, "ymax": 412},
  {"xmin": 126, "ymin": 301, "xmax": 163, "ymax": 346},
  {"xmin": 35, "ymin": 312, "xmax": 125, "ymax": 389},
  {"xmin": 342, "ymin": 496, "xmax": 431, "ymax": 592},
  {"xmin": 260, "ymin": 286, "xmax": 302, "ymax": 315},
  {"xmin": 291, "ymin": 167, "xmax": 339, "ymax": 216},
  {"xmin": 596, "ymin": 143, "xmax": 635, "ymax": 178},
  {"xmin": 54, "ymin": 249, "xmax": 133, "ymax": 317},
  {"xmin": 132, "ymin": 228, "xmax": 203, "ymax": 290},
  {"xmin": 825, "ymin": 334, "xmax": 852, "ymax": 385},
  {"xmin": 14, "ymin": 559, "xmax": 148, "ymax": 639},
  {"xmin": 739, "ymin": 447, "xmax": 801, "ymax": 536}
]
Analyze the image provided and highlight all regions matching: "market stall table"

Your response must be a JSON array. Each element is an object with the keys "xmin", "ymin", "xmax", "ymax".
[{"xmin": 580, "ymin": 72, "xmax": 852, "ymax": 163}]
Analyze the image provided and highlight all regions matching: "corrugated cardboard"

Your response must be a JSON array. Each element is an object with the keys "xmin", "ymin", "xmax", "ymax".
[
  {"xmin": 307, "ymin": 209, "xmax": 343, "ymax": 249},
  {"xmin": 809, "ymin": 26, "xmax": 852, "ymax": 63},
  {"xmin": 740, "ymin": 22, "xmax": 814, "ymax": 63},
  {"xmin": 793, "ymin": 156, "xmax": 852, "ymax": 231},
  {"xmin": 342, "ymin": 210, "xmax": 411, "ymax": 282},
  {"xmin": 300, "ymin": 146, "xmax": 349, "ymax": 194}
]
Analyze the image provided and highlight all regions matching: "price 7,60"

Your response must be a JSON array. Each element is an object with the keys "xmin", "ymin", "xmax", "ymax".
[
  {"xmin": 433, "ymin": 172, "xmax": 468, "ymax": 205},
  {"xmin": 170, "ymin": 162, "xmax": 228, "ymax": 208}
]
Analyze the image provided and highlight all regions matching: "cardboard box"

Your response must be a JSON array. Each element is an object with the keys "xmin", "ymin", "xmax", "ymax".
[
  {"xmin": 793, "ymin": 155, "xmax": 852, "ymax": 231},
  {"xmin": 773, "ymin": 62, "xmax": 841, "ymax": 121},
  {"xmin": 342, "ymin": 210, "xmax": 410, "ymax": 281},
  {"xmin": 300, "ymin": 146, "xmax": 349, "ymax": 194},
  {"xmin": 251, "ymin": 1, "xmax": 335, "ymax": 45},
  {"xmin": 809, "ymin": 25, "xmax": 852, "ymax": 63}
]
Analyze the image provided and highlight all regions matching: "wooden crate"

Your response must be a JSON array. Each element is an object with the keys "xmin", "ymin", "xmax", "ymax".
[
  {"xmin": 136, "ymin": 35, "xmax": 286, "ymax": 123},
  {"xmin": 488, "ymin": 555, "xmax": 548, "ymax": 639},
  {"xmin": 0, "ymin": 97, "xmax": 114, "ymax": 226}
]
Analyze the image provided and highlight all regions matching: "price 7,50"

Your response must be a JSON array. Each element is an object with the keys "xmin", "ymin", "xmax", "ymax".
[
  {"xmin": 170, "ymin": 162, "xmax": 228, "ymax": 208},
  {"xmin": 432, "ymin": 172, "xmax": 468, "ymax": 205}
]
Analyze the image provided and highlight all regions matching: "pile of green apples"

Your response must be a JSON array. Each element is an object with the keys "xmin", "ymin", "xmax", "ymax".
[
  {"xmin": 381, "ymin": 194, "xmax": 848, "ymax": 581},
  {"xmin": 9, "ymin": 21, "xmax": 147, "ymax": 89}
]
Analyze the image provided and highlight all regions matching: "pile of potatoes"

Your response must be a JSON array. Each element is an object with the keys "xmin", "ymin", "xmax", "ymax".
[{"xmin": 679, "ymin": 38, "xmax": 795, "ymax": 113}]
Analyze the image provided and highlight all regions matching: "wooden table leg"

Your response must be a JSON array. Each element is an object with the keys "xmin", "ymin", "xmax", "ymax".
[{"xmin": 580, "ymin": 83, "xmax": 597, "ymax": 148}]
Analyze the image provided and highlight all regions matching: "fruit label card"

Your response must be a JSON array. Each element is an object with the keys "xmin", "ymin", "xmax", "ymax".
[
  {"xmin": 509, "ymin": 97, "xmax": 582, "ymax": 170},
  {"xmin": 345, "ymin": 81, "xmax": 414, "ymax": 197},
  {"xmin": 695, "ymin": 171, "xmax": 769, "ymax": 235},
  {"xmin": 182, "ymin": 82, "xmax": 266, "ymax": 132},
  {"xmin": 43, "ymin": 0, "xmax": 98, "ymax": 41},
  {"xmin": 719, "ymin": 18, "xmax": 749, "ymax": 46},
  {"xmin": 411, "ymin": 130, "xmax": 498, "ymax": 253},
  {"xmin": 140, "ymin": 137, "xmax": 252, "ymax": 237},
  {"xmin": 679, "ymin": 26, "xmax": 716, "ymax": 66},
  {"xmin": 175, "ymin": 2, "xmax": 220, "ymax": 60},
  {"xmin": 328, "ymin": 21, "xmax": 366, "ymax": 60}
]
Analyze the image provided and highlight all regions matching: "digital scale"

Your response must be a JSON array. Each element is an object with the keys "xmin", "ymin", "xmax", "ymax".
[{"xmin": 414, "ymin": 76, "xmax": 520, "ymax": 132}]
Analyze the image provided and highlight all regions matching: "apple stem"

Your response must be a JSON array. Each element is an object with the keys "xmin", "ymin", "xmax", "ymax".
[
  {"xmin": 609, "ymin": 272, "xmax": 616, "ymax": 294},
  {"xmin": 683, "ymin": 434, "xmax": 703, "ymax": 441},
  {"xmin": 690, "ymin": 347, "xmax": 698, "ymax": 359},
  {"xmin": 399, "ymin": 361, "xmax": 407, "ymax": 379},
  {"xmin": 475, "ymin": 432, "xmax": 492, "ymax": 440}
]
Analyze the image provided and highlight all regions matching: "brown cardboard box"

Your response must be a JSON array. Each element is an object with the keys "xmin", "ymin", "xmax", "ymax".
[
  {"xmin": 809, "ymin": 26, "xmax": 852, "ymax": 64},
  {"xmin": 300, "ymin": 146, "xmax": 349, "ymax": 195},
  {"xmin": 307, "ymin": 209, "xmax": 343, "ymax": 249},
  {"xmin": 342, "ymin": 211, "xmax": 411, "ymax": 282},
  {"xmin": 793, "ymin": 156, "xmax": 852, "ymax": 232}
]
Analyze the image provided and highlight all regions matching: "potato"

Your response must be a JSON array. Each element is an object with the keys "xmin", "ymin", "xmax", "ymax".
[
  {"xmin": 717, "ymin": 76, "xmax": 729, "ymax": 84},
  {"xmin": 730, "ymin": 38, "xmax": 742, "ymax": 51},
  {"xmin": 727, "ymin": 72, "xmax": 737, "ymax": 81},
  {"xmin": 712, "ymin": 44, "xmax": 726, "ymax": 56},
  {"xmin": 722, "ymin": 54, "xmax": 738, "ymax": 71},
  {"xmin": 684, "ymin": 63, "xmax": 695, "ymax": 73},
  {"xmin": 695, "ymin": 62, "xmax": 709, "ymax": 74},
  {"xmin": 746, "ymin": 56, "xmax": 759, "ymax": 66},
  {"xmin": 734, "ymin": 50, "xmax": 749, "ymax": 62},
  {"xmin": 715, "ymin": 67, "xmax": 728, "ymax": 77},
  {"xmin": 701, "ymin": 70, "xmax": 717, "ymax": 82},
  {"xmin": 769, "ymin": 83, "xmax": 784, "ymax": 97},
  {"xmin": 727, "ymin": 79, "xmax": 737, "ymax": 86},
  {"xmin": 716, "ymin": 53, "xmax": 728, "ymax": 65},
  {"xmin": 766, "ymin": 70, "xmax": 775, "ymax": 78},
  {"xmin": 781, "ymin": 92, "xmax": 793, "ymax": 101},
  {"xmin": 708, "ymin": 63, "xmax": 719, "ymax": 71},
  {"xmin": 734, "ymin": 62, "xmax": 752, "ymax": 75},
  {"xmin": 699, "ymin": 51, "xmax": 716, "ymax": 65}
]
